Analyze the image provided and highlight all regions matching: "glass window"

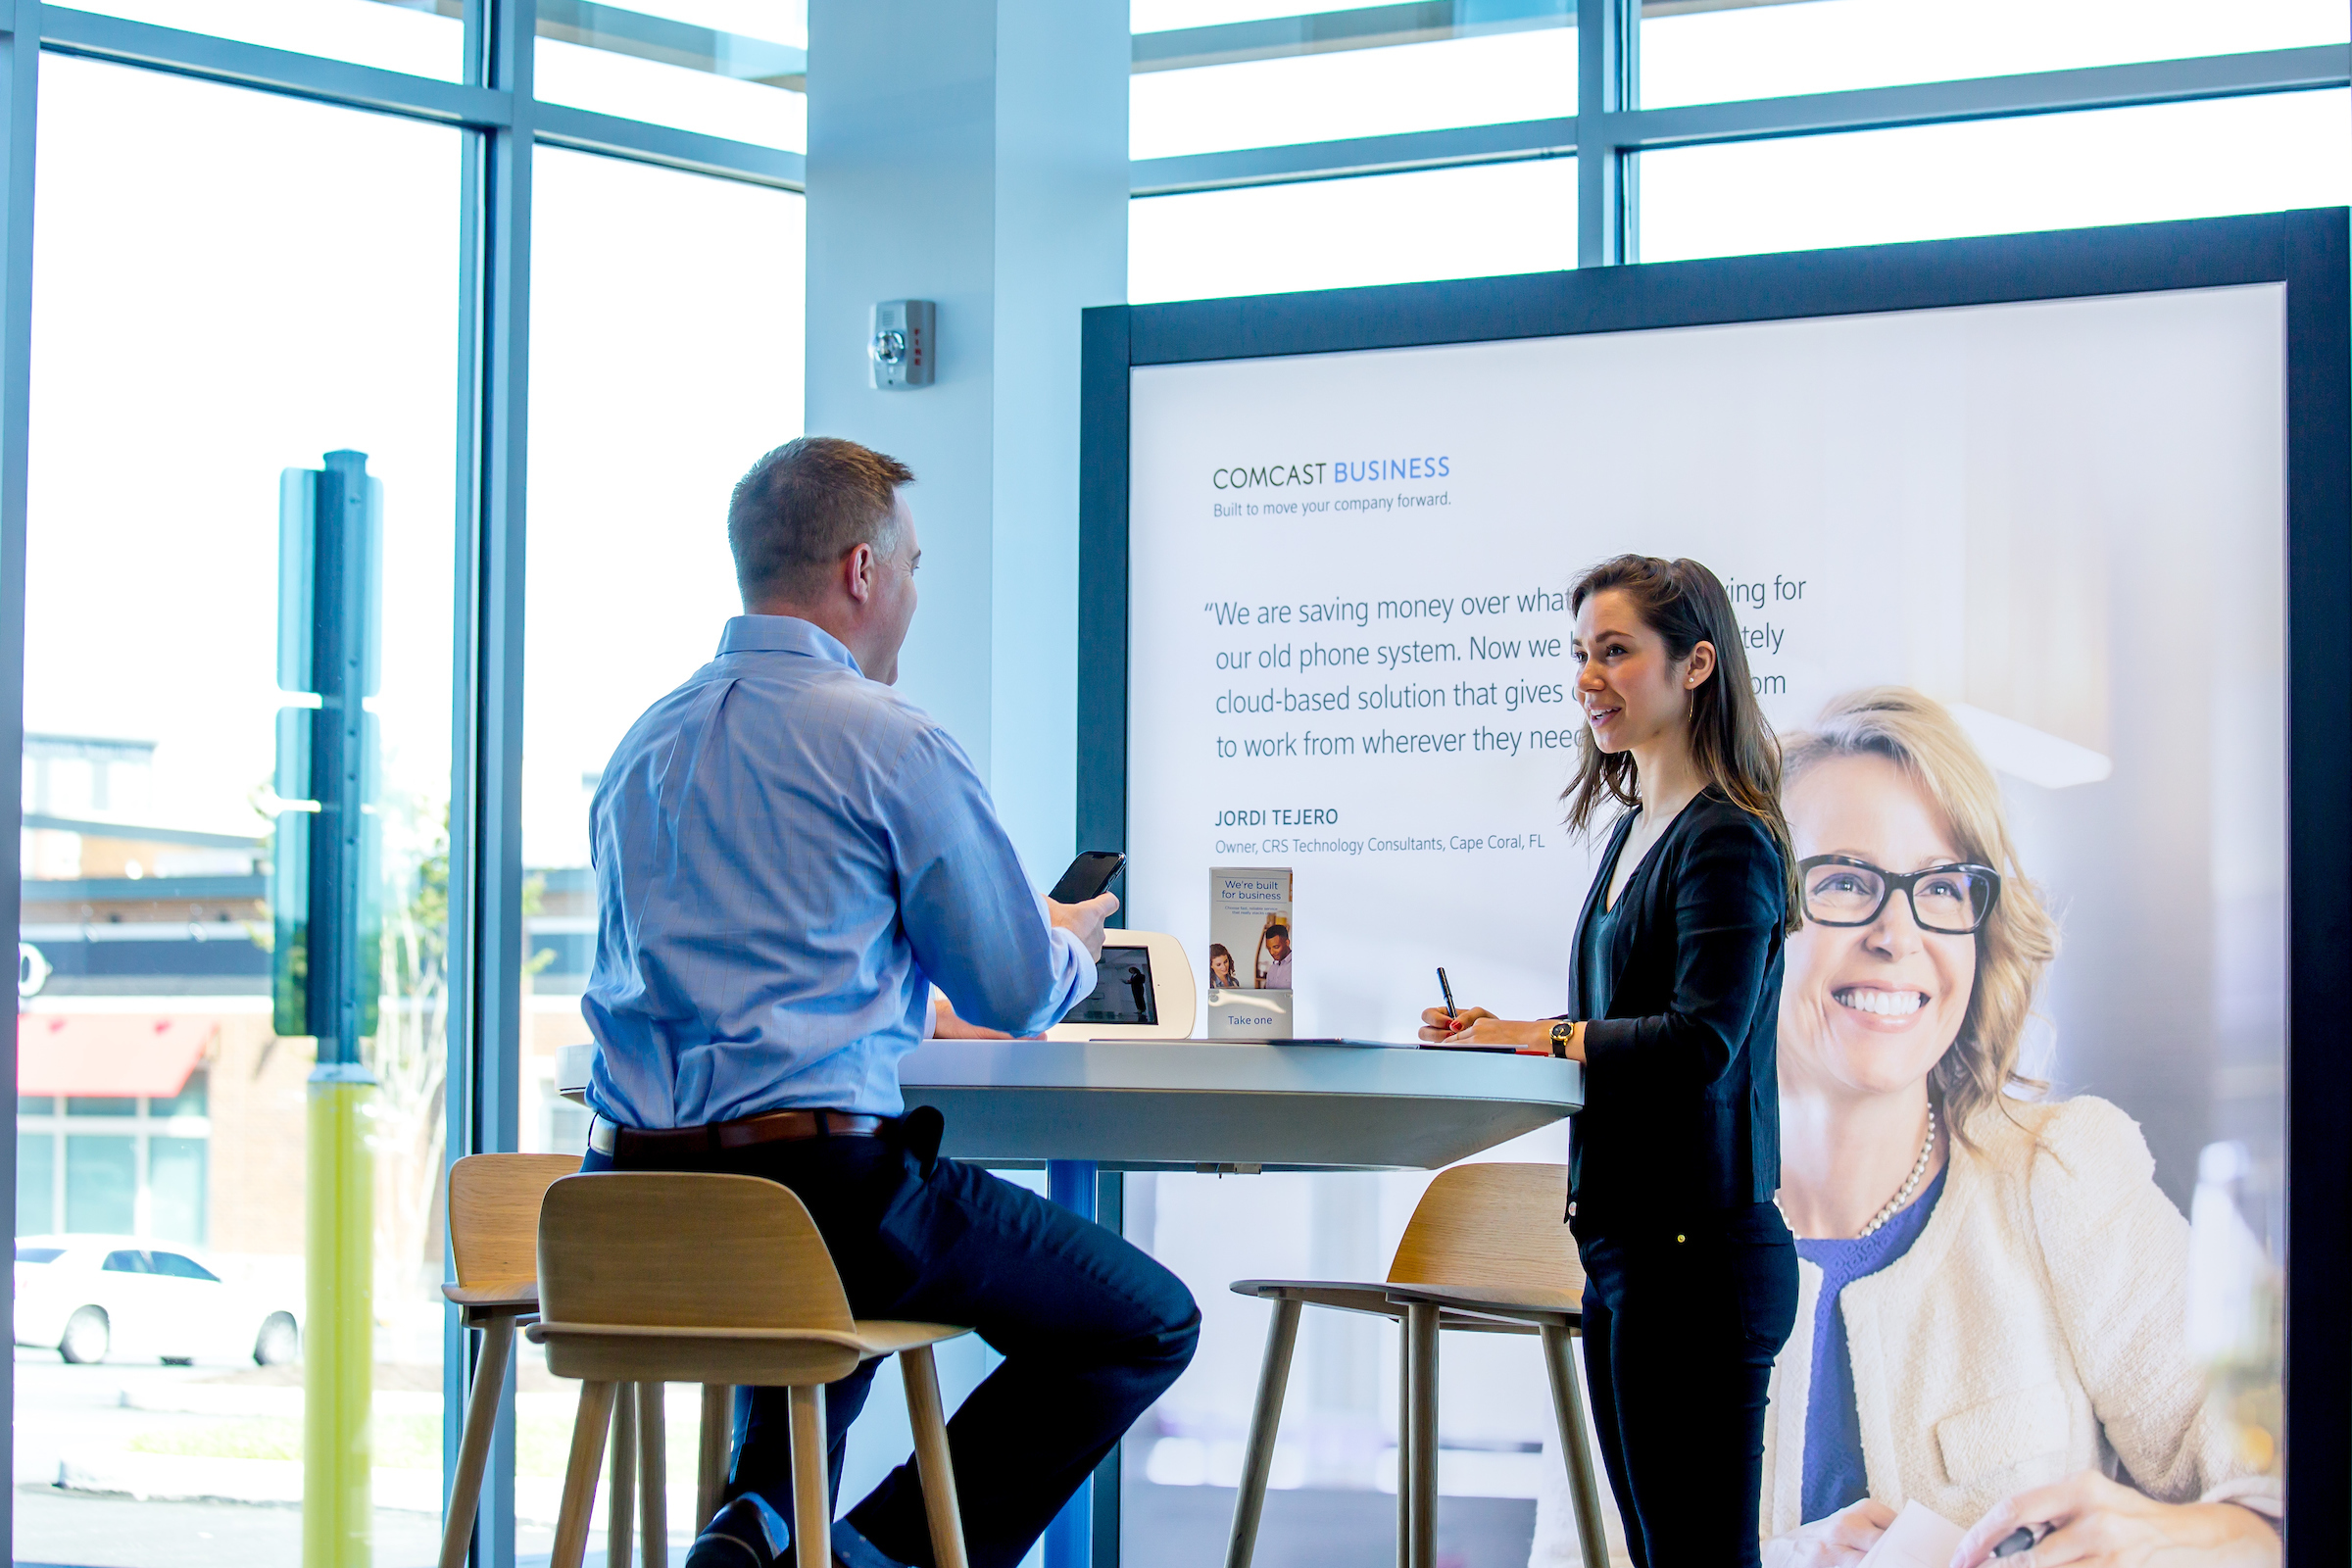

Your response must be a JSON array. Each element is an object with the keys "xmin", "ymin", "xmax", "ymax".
[
  {"xmin": 19, "ymin": 1096, "xmax": 55, "ymax": 1114},
  {"xmin": 1639, "ymin": 89, "xmax": 2352, "ymax": 264},
  {"xmin": 535, "ymin": 3, "xmax": 806, "ymax": 151},
  {"xmin": 17, "ymin": 1243, "xmax": 64, "ymax": 1264},
  {"xmin": 1130, "ymin": 158, "xmax": 1577, "ymax": 303},
  {"xmin": 18, "ymin": 1136, "xmax": 54, "ymax": 1236},
  {"xmin": 149, "ymin": 1140, "xmax": 210, "ymax": 1246},
  {"xmin": 102, "ymin": 1248, "xmax": 151, "ymax": 1273},
  {"xmin": 66, "ymin": 0, "xmax": 464, "ymax": 82},
  {"xmin": 22, "ymin": 53, "xmax": 458, "ymax": 1567},
  {"xmin": 66, "ymin": 1097, "xmax": 135, "ymax": 1117},
  {"xmin": 149, "ymin": 1249, "xmax": 221, "ymax": 1282},
  {"xmin": 519, "ymin": 147, "xmax": 804, "ymax": 1159},
  {"xmin": 1133, "ymin": 2, "xmax": 1375, "ymax": 26},
  {"xmin": 68, "ymin": 1142, "xmax": 137, "ymax": 1234},
  {"xmin": 150, "ymin": 1069, "xmax": 209, "ymax": 1118},
  {"xmin": 1134, "ymin": 29, "xmax": 1576, "ymax": 161},
  {"xmin": 1642, "ymin": 0, "xmax": 2351, "ymax": 109}
]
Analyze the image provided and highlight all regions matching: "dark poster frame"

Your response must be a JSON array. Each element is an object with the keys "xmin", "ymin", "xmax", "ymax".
[{"xmin": 1078, "ymin": 209, "xmax": 2352, "ymax": 1566}]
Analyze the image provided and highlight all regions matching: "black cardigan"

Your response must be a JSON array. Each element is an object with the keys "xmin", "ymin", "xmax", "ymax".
[{"xmin": 1567, "ymin": 789, "xmax": 1788, "ymax": 1226}]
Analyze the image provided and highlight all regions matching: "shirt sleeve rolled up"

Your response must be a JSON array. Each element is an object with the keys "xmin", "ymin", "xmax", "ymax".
[{"xmin": 887, "ymin": 725, "xmax": 1098, "ymax": 1036}]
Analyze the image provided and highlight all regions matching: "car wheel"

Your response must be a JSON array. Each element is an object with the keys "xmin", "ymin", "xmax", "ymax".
[
  {"xmin": 253, "ymin": 1312, "xmax": 299, "ymax": 1367},
  {"xmin": 59, "ymin": 1306, "xmax": 109, "ymax": 1365}
]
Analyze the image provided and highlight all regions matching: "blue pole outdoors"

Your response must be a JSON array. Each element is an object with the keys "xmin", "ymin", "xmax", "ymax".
[{"xmin": 1043, "ymin": 1159, "xmax": 1100, "ymax": 1568}]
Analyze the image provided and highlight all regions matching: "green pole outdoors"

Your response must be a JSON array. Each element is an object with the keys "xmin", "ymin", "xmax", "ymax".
[
  {"xmin": 307, "ymin": 1065, "xmax": 374, "ymax": 1568},
  {"xmin": 280, "ymin": 451, "xmax": 383, "ymax": 1568}
]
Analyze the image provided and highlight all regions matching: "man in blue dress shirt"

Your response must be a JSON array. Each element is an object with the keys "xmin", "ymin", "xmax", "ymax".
[{"xmin": 579, "ymin": 437, "xmax": 1200, "ymax": 1568}]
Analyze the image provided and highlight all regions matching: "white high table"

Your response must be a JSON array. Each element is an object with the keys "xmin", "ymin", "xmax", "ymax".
[{"xmin": 553, "ymin": 1038, "xmax": 1584, "ymax": 1568}]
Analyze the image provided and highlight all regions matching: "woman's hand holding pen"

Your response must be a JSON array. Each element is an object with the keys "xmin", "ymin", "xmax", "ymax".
[
  {"xmin": 1416, "ymin": 1005, "xmax": 1583, "ymax": 1059},
  {"xmin": 1949, "ymin": 1471, "xmax": 2278, "ymax": 1568}
]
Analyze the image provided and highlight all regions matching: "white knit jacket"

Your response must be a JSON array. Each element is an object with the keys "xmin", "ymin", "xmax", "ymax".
[{"xmin": 1758, "ymin": 1096, "xmax": 2279, "ymax": 1536}]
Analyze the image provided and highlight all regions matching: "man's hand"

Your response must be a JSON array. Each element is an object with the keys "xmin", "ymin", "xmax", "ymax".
[
  {"xmin": 931, "ymin": 996, "xmax": 1018, "ymax": 1040},
  {"xmin": 1048, "ymin": 891, "xmax": 1119, "ymax": 961}
]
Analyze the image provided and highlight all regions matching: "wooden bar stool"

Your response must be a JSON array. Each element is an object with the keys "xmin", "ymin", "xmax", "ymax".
[
  {"xmin": 1223, "ymin": 1162, "xmax": 1609, "ymax": 1568},
  {"xmin": 440, "ymin": 1154, "xmax": 737, "ymax": 1568},
  {"xmin": 439, "ymin": 1152, "xmax": 583, "ymax": 1568},
  {"xmin": 527, "ymin": 1171, "xmax": 974, "ymax": 1568}
]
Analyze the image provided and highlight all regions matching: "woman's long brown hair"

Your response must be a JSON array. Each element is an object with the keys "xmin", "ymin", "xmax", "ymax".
[{"xmin": 1560, "ymin": 555, "xmax": 1800, "ymax": 931}]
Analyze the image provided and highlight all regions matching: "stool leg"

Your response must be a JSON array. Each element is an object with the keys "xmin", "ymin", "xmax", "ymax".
[
  {"xmin": 901, "ymin": 1346, "xmax": 968, "ymax": 1568},
  {"xmin": 696, "ymin": 1385, "xmax": 732, "ymax": 1530},
  {"xmin": 610, "ymin": 1382, "xmax": 638, "ymax": 1568},
  {"xmin": 640, "ymin": 1383, "xmax": 669, "ymax": 1568},
  {"xmin": 552, "ymin": 1381, "xmax": 618, "ymax": 1568},
  {"xmin": 1224, "ymin": 1297, "xmax": 1302, "ymax": 1568},
  {"xmin": 789, "ymin": 1383, "xmax": 830, "ymax": 1568},
  {"xmin": 1395, "ymin": 1316, "xmax": 1412, "ymax": 1568},
  {"xmin": 1406, "ymin": 1303, "xmax": 1440, "ymax": 1568},
  {"xmin": 438, "ymin": 1314, "xmax": 514, "ymax": 1568},
  {"xmin": 1541, "ymin": 1326, "xmax": 1609, "ymax": 1568}
]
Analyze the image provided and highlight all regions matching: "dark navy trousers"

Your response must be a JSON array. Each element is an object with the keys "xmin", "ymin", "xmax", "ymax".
[
  {"xmin": 1573, "ymin": 1202, "xmax": 1798, "ymax": 1568},
  {"xmin": 583, "ymin": 1123, "xmax": 1199, "ymax": 1568}
]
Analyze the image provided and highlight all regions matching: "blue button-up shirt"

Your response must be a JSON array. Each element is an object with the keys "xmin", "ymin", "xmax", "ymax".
[{"xmin": 581, "ymin": 614, "xmax": 1097, "ymax": 1127}]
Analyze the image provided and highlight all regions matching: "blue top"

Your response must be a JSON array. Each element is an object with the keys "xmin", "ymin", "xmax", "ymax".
[
  {"xmin": 1793, "ymin": 1160, "xmax": 1949, "ymax": 1523},
  {"xmin": 581, "ymin": 614, "xmax": 1097, "ymax": 1128},
  {"xmin": 1578, "ymin": 849, "xmax": 1625, "ymax": 1021}
]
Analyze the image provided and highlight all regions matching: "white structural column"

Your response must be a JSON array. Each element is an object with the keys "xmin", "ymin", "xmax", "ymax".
[{"xmin": 805, "ymin": 2, "xmax": 1129, "ymax": 880}]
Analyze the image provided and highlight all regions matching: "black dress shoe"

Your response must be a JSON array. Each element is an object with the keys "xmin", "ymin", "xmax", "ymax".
[{"xmin": 684, "ymin": 1495, "xmax": 787, "ymax": 1568}]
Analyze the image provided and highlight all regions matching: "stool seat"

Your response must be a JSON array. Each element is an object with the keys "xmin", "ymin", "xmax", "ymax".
[
  {"xmin": 443, "ymin": 1278, "xmax": 538, "ymax": 1312},
  {"xmin": 527, "ymin": 1317, "xmax": 968, "ymax": 1386},
  {"xmin": 1232, "ymin": 1276, "xmax": 1583, "ymax": 1322}
]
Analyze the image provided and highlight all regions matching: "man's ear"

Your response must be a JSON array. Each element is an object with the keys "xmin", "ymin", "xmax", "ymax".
[{"xmin": 842, "ymin": 541, "xmax": 876, "ymax": 606}]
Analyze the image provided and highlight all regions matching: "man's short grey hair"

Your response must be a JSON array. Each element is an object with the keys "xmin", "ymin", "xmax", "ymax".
[{"xmin": 727, "ymin": 436, "xmax": 914, "ymax": 606}]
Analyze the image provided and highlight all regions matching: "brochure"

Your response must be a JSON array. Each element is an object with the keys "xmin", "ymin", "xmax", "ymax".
[{"xmin": 1207, "ymin": 865, "xmax": 1292, "ymax": 1039}]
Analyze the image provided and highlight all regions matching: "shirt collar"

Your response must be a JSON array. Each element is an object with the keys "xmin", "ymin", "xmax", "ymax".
[{"xmin": 717, "ymin": 614, "xmax": 863, "ymax": 676}]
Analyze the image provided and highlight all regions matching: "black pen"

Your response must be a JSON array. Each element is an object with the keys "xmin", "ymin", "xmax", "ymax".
[
  {"xmin": 1992, "ymin": 1525, "xmax": 2050, "ymax": 1558},
  {"xmin": 1437, "ymin": 966, "xmax": 1458, "ymax": 1028}
]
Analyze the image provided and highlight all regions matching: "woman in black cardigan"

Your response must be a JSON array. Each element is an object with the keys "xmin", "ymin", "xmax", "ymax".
[{"xmin": 1421, "ymin": 555, "xmax": 1801, "ymax": 1567}]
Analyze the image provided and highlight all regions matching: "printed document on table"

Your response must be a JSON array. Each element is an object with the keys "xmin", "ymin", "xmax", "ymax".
[{"xmin": 1857, "ymin": 1500, "xmax": 1964, "ymax": 1568}]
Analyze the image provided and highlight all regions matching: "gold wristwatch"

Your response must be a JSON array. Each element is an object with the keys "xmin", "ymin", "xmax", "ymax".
[{"xmin": 1549, "ymin": 1020, "xmax": 1574, "ymax": 1058}]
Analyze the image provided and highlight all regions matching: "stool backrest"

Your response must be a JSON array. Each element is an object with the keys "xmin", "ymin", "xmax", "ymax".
[
  {"xmin": 1385, "ymin": 1162, "xmax": 1581, "ymax": 1294},
  {"xmin": 537, "ymin": 1171, "xmax": 856, "ymax": 1334},
  {"xmin": 448, "ymin": 1152, "xmax": 587, "ymax": 1290}
]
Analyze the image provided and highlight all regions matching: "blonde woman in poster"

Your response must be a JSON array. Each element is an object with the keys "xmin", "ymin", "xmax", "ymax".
[
  {"xmin": 1764, "ymin": 689, "xmax": 2278, "ymax": 1566},
  {"xmin": 1532, "ymin": 687, "xmax": 2279, "ymax": 1566}
]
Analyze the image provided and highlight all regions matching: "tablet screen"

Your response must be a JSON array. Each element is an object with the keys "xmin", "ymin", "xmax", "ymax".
[{"xmin": 1064, "ymin": 945, "xmax": 1157, "ymax": 1027}]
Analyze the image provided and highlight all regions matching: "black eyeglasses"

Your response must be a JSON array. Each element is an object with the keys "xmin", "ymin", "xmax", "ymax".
[{"xmin": 1797, "ymin": 855, "xmax": 2002, "ymax": 935}]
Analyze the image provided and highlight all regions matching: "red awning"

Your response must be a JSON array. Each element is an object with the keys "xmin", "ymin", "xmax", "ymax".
[{"xmin": 18, "ymin": 1014, "xmax": 216, "ymax": 1098}]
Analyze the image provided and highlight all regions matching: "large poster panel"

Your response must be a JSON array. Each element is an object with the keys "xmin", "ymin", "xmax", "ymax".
[{"xmin": 1122, "ymin": 284, "xmax": 2287, "ymax": 1563}]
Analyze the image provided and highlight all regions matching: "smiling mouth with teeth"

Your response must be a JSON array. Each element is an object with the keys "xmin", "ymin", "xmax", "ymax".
[{"xmin": 1836, "ymin": 988, "xmax": 1928, "ymax": 1017}]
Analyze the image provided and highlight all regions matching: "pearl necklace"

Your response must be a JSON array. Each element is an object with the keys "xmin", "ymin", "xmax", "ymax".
[{"xmin": 1854, "ymin": 1105, "xmax": 1937, "ymax": 1239}]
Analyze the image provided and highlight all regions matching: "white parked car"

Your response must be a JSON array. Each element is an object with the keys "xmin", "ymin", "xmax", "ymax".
[{"xmin": 14, "ymin": 1236, "xmax": 300, "ymax": 1366}]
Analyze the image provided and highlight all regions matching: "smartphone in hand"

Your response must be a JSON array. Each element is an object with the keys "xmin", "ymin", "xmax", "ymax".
[{"xmin": 1050, "ymin": 850, "xmax": 1126, "ymax": 905}]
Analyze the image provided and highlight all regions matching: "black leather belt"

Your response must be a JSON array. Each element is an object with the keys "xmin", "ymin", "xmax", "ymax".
[{"xmin": 590, "ymin": 1107, "xmax": 889, "ymax": 1159}]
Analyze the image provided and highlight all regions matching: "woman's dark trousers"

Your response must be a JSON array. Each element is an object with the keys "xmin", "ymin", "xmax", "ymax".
[{"xmin": 1574, "ymin": 1202, "xmax": 1798, "ymax": 1568}]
